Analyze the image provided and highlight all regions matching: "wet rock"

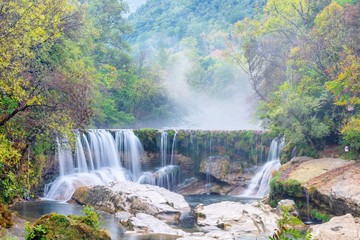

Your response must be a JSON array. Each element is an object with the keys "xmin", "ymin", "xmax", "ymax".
[
  {"xmin": 194, "ymin": 201, "xmax": 277, "ymax": 239},
  {"xmin": 310, "ymin": 214, "xmax": 360, "ymax": 240},
  {"xmin": 72, "ymin": 181, "xmax": 191, "ymax": 224}
]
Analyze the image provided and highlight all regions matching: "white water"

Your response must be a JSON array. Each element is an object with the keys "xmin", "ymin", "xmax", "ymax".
[
  {"xmin": 170, "ymin": 131, "xmax": 177, "ymax": 165},
  {"xmin": 242, "ymin": 138, "xmax": 285, "ymax": 197},
  {"xmin": 160, "ymin": 131, "xmax": 168, "ymax": 167},
  {"xmin": 121, "ymin": 130, "xmax": 143, "ymax": 181},
  {"xmin": 138, "ymin": 165, "xmax": 180, "ymax": 191},
  {"xmin": 45, "ymin": 129, "xmax": 180, "ymax": 201}
]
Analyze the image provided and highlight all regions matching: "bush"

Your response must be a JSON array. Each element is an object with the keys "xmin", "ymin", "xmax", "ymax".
[
  {"xmin": 269, "ymin": 207, "xmax": 311, "ymax": 240},
  {"xmin": 310, "ymin": 209, "xmax": 330, "ymax": 223}
]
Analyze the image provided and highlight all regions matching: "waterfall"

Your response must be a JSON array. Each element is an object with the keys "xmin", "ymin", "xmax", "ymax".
[
  {"xmin": 121, "ymin": 130, "xmax": 143, "ymax": 181},
  {"xmin": 170, "ymin": 131, "xmax": 177, "ymax": 165},
  {"xmin": 45, "ymin": 129, "xmax": 180, "ymax": 201},
  {"xmin": 56, "ymin": 137, "xmax": 74, "ymax": 176},
  {"xmin": 160, "ymin": 131, "xmax": 168, "ymax": 167},
  {"xmin": 138, "ymin": 165, "xmax": 180, "ymax": 191},
  {"xmin": 242, "ymin": 138, "xmax": 284, "ymax": 197},
  {"xmin": 45, "ymin": 130, "xmax": 132, "ymax": 201}
]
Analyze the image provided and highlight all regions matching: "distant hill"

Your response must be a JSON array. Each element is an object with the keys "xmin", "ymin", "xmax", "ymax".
[
  {"xmin": 125, "ymin": 0, "xmax": 148, "ymax": 13},
  {"xmin": 127, "ymin": 0, "xmax": 265, "ymax": 43}
]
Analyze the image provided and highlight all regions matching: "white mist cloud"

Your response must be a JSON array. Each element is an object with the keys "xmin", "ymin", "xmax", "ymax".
[{"xmin": 162, "ymin": 52, "xmax": 260, "ymax": 130}]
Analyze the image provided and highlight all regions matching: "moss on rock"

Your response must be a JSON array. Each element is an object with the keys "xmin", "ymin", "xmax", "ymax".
[{"xmin": 25, "ymin": 209, "xmax": 110, "ymax": 240}]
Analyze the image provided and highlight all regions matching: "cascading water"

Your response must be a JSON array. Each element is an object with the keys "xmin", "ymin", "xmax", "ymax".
[
  {"xmin": 160, "ymin": 131, "xmax": 168, "ymax": 167},
  {"xmin": 137, "ymin": 130, "xmax": 180, "ymax": 190},
  {"xmin": 138, "ymin": 165, "xmax": 180, "ymax": 191},
  {"xmin": 45, "ymin": 129, "xmax": 181, "ymax": 201},
  {"xmin": 56, "ymin": 138, "xmax": 74, "ymax": 176},
  {"xmin": 120, "ymin": 130, "xmax": 143, "ymax": 181},
  {"xmin": 242, "ymin": 138, "xmax": 285, "ymax": 197},
  {"xmin": 45, "ymin": 130, "xmax": 128, "ymax": 201},
  {"xmin": 170, "ymin": 130, "xmax": 178, "ymax": 165}
]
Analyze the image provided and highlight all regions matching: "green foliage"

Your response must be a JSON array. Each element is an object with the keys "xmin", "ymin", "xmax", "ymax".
[
  {"xmin": 128, "ymin": 0, "xmax": 264, "ymax": 44},
  {"xmin": 269, "ymin": 171, "xmax": 305, "ymax": 207},
  {"xmin": 269, "ymin": 207, "xmax": 312, "ymax": 240},
  {"xmin": 25, "ymin": 206, "xmax": 108, "ymax": 240},
  {"xmin": 0, "ymin": 134, "xmax": 21, "ymax": 203},
  {"xmin": 25, "ymin": 223, "xmax": 47, "ymax": 240},
  {"xmin": 233, "ymin": 0, "xmax": 360, "ymax": 159},
  {"xmin": 310, "ymin": 209, "xmax": 330, "ymax": 223},
  {"xmin": 81, "ymin": 206, "xmax": 102, "ymax": 231}
]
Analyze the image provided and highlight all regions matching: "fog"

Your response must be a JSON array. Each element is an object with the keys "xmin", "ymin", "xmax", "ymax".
[{"xmin": 162, "ymin": 52, "xmax": 260, "ymax": 130}]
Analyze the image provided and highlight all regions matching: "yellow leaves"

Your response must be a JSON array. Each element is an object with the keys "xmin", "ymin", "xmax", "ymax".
[
  {"xmin": 289, "ymin": 47, "xmax": 300, "ymax": 58},
  {"xmin": 326, "ymin": 48, "xmax": 360, "ymax": 107},
  {"xmin": 314, "ymin": 2, "xmax": 343, "ymax": 30},
  {"xmin": 0, "ymin": 134, "xmax": 21, "ymax": 166},
  {"xmin": 264, "ymin": 0, "xmax": 307, "ymax": 31}
]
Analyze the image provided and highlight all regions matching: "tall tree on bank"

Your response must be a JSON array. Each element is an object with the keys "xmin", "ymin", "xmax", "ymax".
[
  {"xmin": 0, "ymin": 0, "xmax": 94, "ymax": 203},
  {"xmin": 231, "ymin": 0, "xmax": 360, "ymax": 159}
]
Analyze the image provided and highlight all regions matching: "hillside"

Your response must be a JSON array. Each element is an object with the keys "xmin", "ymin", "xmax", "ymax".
[{"xmin": 127, "ymin": 0, "xmax": 265, "ymax": 43}]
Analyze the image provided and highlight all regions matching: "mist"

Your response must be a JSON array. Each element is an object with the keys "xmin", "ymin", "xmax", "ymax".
[{"xmin": 161, "ymin": 52, "xmax": 260, "ymax": 130}]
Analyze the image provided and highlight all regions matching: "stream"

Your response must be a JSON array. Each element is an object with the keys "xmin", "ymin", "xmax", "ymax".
[{"xmin": 10, "ymin": 195, "xmax": 259, "ymax": 240}]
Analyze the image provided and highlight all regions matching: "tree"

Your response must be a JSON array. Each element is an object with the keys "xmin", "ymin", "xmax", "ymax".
[{"xmin": 0, "ymin": 0, "xmax": 95, "ymax": 203}]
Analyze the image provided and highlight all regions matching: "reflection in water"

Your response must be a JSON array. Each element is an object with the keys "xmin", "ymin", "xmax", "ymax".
[{"xmin": 10, "ymin": 201, "xmax": 178, "ymax": 240}]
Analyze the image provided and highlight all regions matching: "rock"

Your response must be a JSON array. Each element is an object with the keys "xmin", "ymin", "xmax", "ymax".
[
  {"xmin": 177, "ymin": 178, "xmax": 234, "ymax": 195},
  {"xmin": 271, "ymin": 157, "xmax": 360, "ymax": 217},
  {"xmin": 72, "ymin": 181, "xmax": 191, "ymax": 224},
  {"xmin": 287, "ymin": 158, "xmax": 353, "ymax": 184},
  {"xmin": 277, "ymin": 199, "xmax": 299, "ymax": 217},
  {"xmin": 122, "ymin": 213, "xmax": 189, "ymax": 237},
  {"xmin": 308, "ymin": 164, "xmax": 360, "ymax": 216},
  {"xmin": 310, "ymin": 214, "xmax": 360, "ymax": 240},
  {"xmin": 115, "ymin": 211, "xmax": 132, "ymax": 220},
  {"xmin": 199, "ymin": 156, "xmax": 231, "ymax": 183},
  {"xmin": 26, "ymin": 212, "xmax": 110, "ymax": 240},
  {"xmin": 173, "ymin": 154, "xmax": 194, "ymax": 175},
  {"xmin": 0, "ymin": 213, "xmax": 26, "ymax": 240},
  {"xmin": 194, "ymin": 201, "xmax": 278, "ymax": 239}
]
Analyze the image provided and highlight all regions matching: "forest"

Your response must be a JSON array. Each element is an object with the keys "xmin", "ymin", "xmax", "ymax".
[{"xmin": 0, "ymin": 0, "xmax": 359, "ymax": 206}]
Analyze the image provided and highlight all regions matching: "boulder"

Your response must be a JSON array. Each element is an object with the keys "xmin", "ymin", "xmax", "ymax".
[
  {"xmin": 173, "ymin": 154, "xmax": 194, "ymax": 175},
  {"xmin": 271, "ymin": 157, "xmax": 360, "ymax": 216},
  {"xmin": 310, "ymin": 214, "xmax": 360, "ymax": 240},
  {"xmin": 277, "ymin": 199, "xmax": 299, "ymax": 217},
  {"xmin": 120, "ymin": 213, "xmax": 189, "ymax": 237},
  {"xmin": 199, "ymin": 156, "xmax": 231, "ymax": 183},
  {"xmin": 198, "ymin": 155, "xmax": 244, "ymax": 190},
  {"xmin": 72, "ymin": 181, "xmax": 191, "ymax": 224},
  {"xmin": 194, "ymin": 201, "xmax": 277, "ymax": 239}
]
